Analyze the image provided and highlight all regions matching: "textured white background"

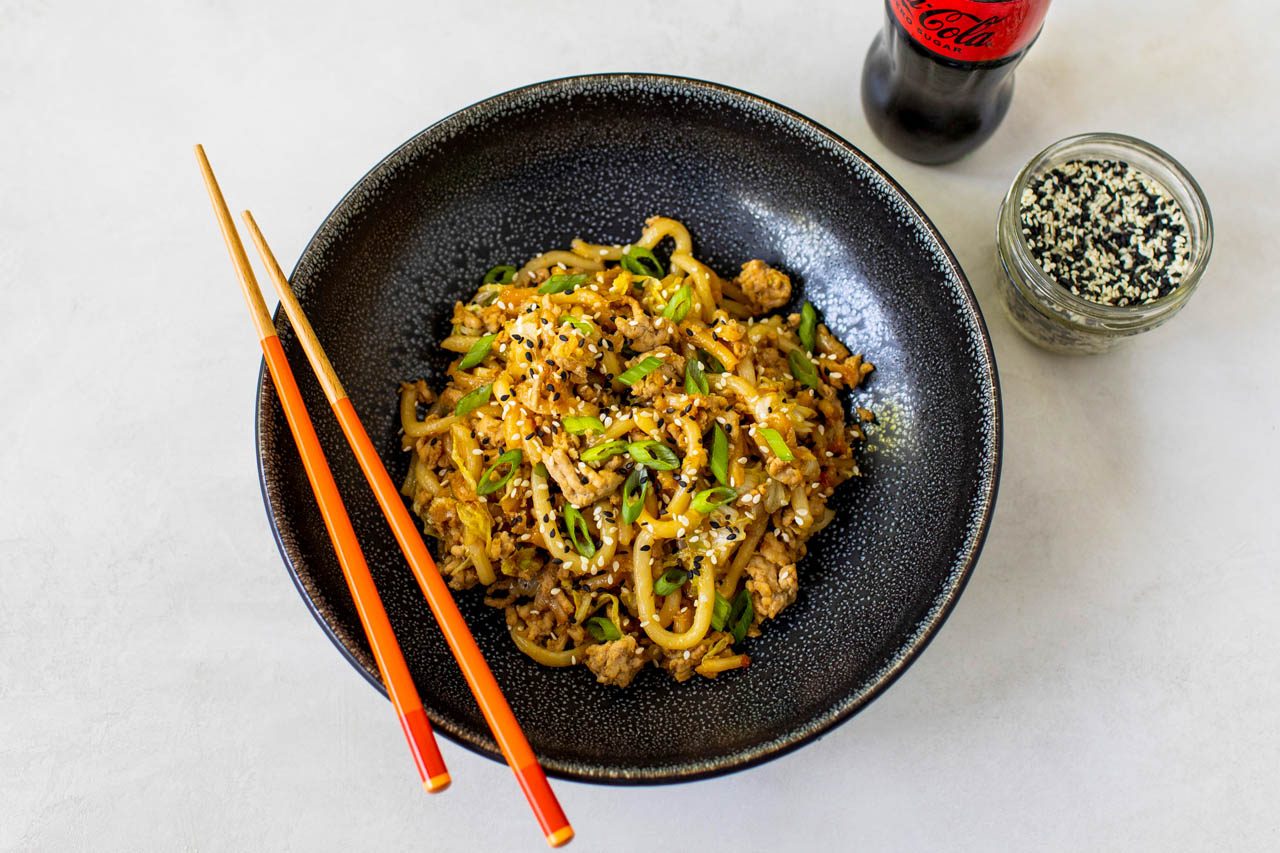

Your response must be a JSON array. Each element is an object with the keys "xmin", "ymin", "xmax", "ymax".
[{"xmin": 2, "ymin": 1, "xmax": 1277, "ymax": 850}]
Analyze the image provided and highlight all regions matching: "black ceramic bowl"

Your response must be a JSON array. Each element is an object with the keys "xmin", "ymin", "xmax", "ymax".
[{"xmin": 257, "ymin": 74, "xmax": 1001, "ymax": 783}]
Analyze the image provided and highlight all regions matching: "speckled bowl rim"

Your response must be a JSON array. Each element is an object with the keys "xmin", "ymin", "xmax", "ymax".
[{"xmin": 254, "ymin": 72, "xmax": 1003, "ymax": 785}]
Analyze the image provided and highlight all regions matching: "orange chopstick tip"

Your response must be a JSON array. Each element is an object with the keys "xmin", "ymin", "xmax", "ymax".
[
  {"xmin": 546, "ymin": 826, "xmax": 575, "ymax": 848},
  {"xmin": 424, "ymin": 772, "xmax": 452, "ymax": 793}
]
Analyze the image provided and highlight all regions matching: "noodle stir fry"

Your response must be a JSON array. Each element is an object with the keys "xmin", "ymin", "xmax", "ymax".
[{"xmin": 398, "ymin": 218, "xmax": 873, "ymax": 686}]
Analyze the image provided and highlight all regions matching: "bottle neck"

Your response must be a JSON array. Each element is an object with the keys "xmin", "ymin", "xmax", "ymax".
[{"xmin": 886, "ymin": 0, "xmax": 1051, "ymax": 64}]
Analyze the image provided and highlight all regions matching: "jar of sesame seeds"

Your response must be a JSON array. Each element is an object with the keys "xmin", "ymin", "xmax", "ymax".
[{"xmin": 995, "ymin": 132, "xmax": 1213, "ymax": 354}]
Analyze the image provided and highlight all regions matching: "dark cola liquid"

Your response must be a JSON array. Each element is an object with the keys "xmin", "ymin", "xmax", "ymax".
[{"xmin": 861, "ymin": 2, "xmax": 1036, "ymax": 164}]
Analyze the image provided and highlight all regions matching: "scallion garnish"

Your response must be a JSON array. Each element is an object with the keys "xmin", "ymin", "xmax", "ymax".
[
  {"xmin": 799, "ymin": 300, "xmax": 818, "ymax": 353},
  {"xmin": 654, "ymin": 568, "xmax": 689, "ymax": 597},
  {"xmin": 620, "ymin": 245, "xmax": 664, "ymax": 278},
  {"xmin": 698, "ymin": 348, "xmax": 725, "ymax": 373},
  {"xmin": 476, "ymin": 448, "xmax": 522, "ymax": 496},
  {"xmin": 690, "ymin": 485, "xmax": 736, "ymax": 514},
  {"xmin": 482, "ymin": 264, "xmax": 516, "ymax": 285},
  {"xmin": 710, "ymin": 423, "xmax": 729, "ymax": 485},
  {"xmin": 580, "ymin": 440, "xmax": 628, "ymax": 463},
  {"xmin": 685, "ymin": 358, "xmax": 709, "ymax": 395},
  {"xmin": 616, "ymin": 356, "xmax": 664, "ymax": 386},
  {"xmin": 534, "ymin": 462, "xmax": 549, "ymax": 479},
  {"xmin": 728, "ymin": 589, "xmax": 754, "ymax": 644},
  {"xmin": 563, "ymin": 504, "xmax": 597, "ymax": 558},
  {"xmin": 457, "ymin": 333, "xmax": 498, "ymax": 369},
  {"xmin": 560, "ymin": 314, "xmax": 595, "ymax": 336},
  {"xmin": 627, "ymin": 440, "xmax": 680, "ymax": 471},
  {"xmin": 455, "ymin": 384, "xmax": 492, "ymax": 417},
  {"xmin": 621, "ymin": 467, "xmax": 649, "ymax": 524},
  {"xmin": 711, "ymin": 591, "xmax": 732, "ymax": 631},
  {"xmin": 538, "ymin": 273, "xmax": 588, "ymax": 295},
  {"xmin": 661, "ymin": 282, "xmax": 693, "ymax": 323},
  {"xmin": 586, "ymin": 616, "xmax": 622, "ymax": 642},
  {"xmin": 788, "ymin": 347, "xmax": 820, "ymax": 390},
  {"xmin": 562, "ymin": 415, "xmax": 606, "ymax": 435},
  {"xmin": 758, "ymin": 427, "xmax": 794, "ymax": 461}
]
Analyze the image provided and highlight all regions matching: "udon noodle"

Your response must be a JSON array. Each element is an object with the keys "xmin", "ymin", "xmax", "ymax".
[{"xmin": 398, "ymin": 217, "xmax": 874, "ymax": 686}]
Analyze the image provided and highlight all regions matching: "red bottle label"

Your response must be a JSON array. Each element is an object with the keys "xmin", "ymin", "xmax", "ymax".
[{"xmin": 890, "ymin": 0, "xmax": 1051, "ymax": 62}]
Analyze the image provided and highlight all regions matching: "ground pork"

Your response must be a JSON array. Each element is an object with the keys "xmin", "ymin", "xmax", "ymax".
[
  {"xmin": 615, "ymin": 303, "xmax": 675, "ymax": 351},
  {"xmin": 657, "ymin": 638, "xmax": 715, "ymax": 682},
  {"xmin": 544, "ymin": 447, "xmax": 623, "ymax": 508},
  {"xmin": 624, "ymin": 347, "xmax": 684, "ymax": 400},
  {"xmin": 735, "ymin": 259, "xmax": 791, "ymax": 314},
  {"xmin": 744, "ymin": 532, "xmax": 799, "ymax": 620},
  {"xmin": 583, "ymin": 634, "xmax": 647, "ymax": 687}
]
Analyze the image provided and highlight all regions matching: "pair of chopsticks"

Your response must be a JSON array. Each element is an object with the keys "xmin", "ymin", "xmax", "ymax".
[{"xmin": 196, "ymin": 146, "xmax": 573, "ymax": 848}]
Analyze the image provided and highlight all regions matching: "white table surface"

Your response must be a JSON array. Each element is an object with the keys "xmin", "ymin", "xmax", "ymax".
[{"xmin": 3, "ymin": 1, "xmax": 1278, "ymax": 850}]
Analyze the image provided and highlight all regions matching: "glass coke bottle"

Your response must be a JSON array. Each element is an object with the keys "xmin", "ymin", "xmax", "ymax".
[{"xmin": 861, "ymin": 0, "xmax": 1053, "ymax": 164}]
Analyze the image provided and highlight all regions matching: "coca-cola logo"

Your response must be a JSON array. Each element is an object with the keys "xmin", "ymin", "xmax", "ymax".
[
  {"xmin": 890, "ymin": 0, "xmax": 1051, "ymax": 62},
  {"xmin": 917, "ymin": 7, "xmax": 1002, "ymax": 48}
]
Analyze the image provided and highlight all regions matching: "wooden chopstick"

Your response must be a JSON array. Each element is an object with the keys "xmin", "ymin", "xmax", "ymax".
[
  {"xmin": 238, "ymin": 210, "xmax": 575, "ymax": 849},
  {"xmin": 194, "ymin": 145, "xmax": 451, "ymax": 794}
]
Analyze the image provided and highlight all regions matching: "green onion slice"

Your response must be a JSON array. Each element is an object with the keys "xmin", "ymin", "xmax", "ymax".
[
  {"xmin": 684, "ymin": 358, "xmax": 709, "ymax": 395},
  {"xmin": 627, "ymin": 440, "xmax": 680, "ymax": 471},
  {"xmin": 586, "ymin": 616, "xmax": 622, "ymax": 642},
  {"xmin": 562, "ymin": 415, "xmax": 605, "ymax": 435},
  {"xmin": 711, "ymin": 591, "xmax": 732, "ymax": 631},
  {"xmin": 476, "ymin": 448, "xmax": 522, "ymax": 496},
  {"xmin": 478, "ymin": 289, "xmax": 501, "ymax": 307},
  {"xmin": 560, "ymin": 314, "xmax": 595, "ymax": 336},
  {"xmin": 758, "ymin": 427, "xmax": 794, "ymax": 461},
  {"xmin": 690, "ymin": 486, "xmax": 736, "ymax": 514},
  {"xmin": 457, "ymin": 333, "xmax": 498, "ymax": 370},
  {"xmin": 653, "ymin": 568, "xmax": 688, "ymax": 597},
  {"xmin": 799, "ymin": 300, "xmax": 818, "ymax": 353},
  {"xmin": 620, "ymin": 245, "xmax": 665, "ymax": 278},
  {"xmin": 563, "ymin": 504, "xmax": 597, "ymax": 558},
  {"xmin": 580, "ymin": 440, "xmax": 628, "ymax": 464},
  {"xmin": 788, "ymin": 348, "xmax": 820, "ymax": 390},
  {"xmin": 709, "ymin": 423, "xmax": 729, "ymax": 485},
  {"xmin": 698, "ymin": 348, "xmax": 725, "ymax": 373},
  {"xmin": 482, "ymin": 265, "xmax": 516, "ymax": 285},
  {"xmin": 728, "ymin": 589, "xmax": 754, "ymax": 644},
  {"xmin": 538, "ymin": 273, "xmax": 588, "ymax": 295},
  {"xmin": 533, "ymin": 462, "xmax": 549, "ymax": 479},
  {"xmin": 616, "ymin": 356, "xmax": 664, "ymax": 386},
  {"xmin": 455, "ymin": 384, "xmax": 492, "ymax": 418},
  {"xmin": 621, "ymin": 467, "xmax": 649, "ymax": 524},
  {"xmin": 661, "ymin": 282, "xmax": 693, "ymax": 323}
]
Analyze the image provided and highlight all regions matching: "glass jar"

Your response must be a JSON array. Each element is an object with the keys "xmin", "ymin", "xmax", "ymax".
[{"xmin": 995, "ymin": 132, "xmax": 1213, "ymax": 354}]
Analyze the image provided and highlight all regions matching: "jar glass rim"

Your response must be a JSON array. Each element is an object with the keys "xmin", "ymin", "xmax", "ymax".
[{"xmin": 998, "ymin": 132, "xmax": 1214, "ymax": 325}]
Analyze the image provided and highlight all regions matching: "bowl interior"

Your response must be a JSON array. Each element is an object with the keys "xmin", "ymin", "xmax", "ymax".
[{"xmin": 257, "ymin": 75, "xmax": 1000, "ymax": 782}]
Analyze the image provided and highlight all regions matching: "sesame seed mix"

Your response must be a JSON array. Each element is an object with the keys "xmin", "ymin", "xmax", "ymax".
[{"xmin": 1019, "ymin": 159, "xmax": 1191, "ymax": 306}]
